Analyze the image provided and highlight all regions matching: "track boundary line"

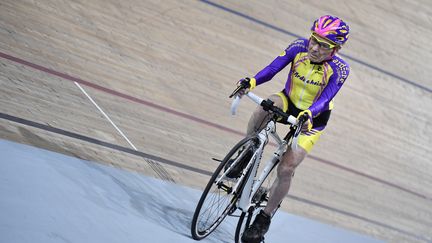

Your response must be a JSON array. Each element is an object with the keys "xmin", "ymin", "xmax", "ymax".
[
  {"xmin": 0, "ymin": 112, "xmax": 428, "ymax": 242},
  {"xmin": 199, "ymin": 0, "xmax": 431, "ymax": 93},
  {"xmin": 0, "ymin": 51, "xmax": 430, "ymax": 202}
]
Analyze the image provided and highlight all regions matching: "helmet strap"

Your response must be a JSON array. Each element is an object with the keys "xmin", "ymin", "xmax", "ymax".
[{"xmin": 330, "ymin": 46, "xmax": 340, "ymax": 58}]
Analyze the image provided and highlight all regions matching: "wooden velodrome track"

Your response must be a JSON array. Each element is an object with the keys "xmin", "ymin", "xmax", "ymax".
[{"xmin": 0, "ymin": 0, "xmax": 431, "ymax": 242}]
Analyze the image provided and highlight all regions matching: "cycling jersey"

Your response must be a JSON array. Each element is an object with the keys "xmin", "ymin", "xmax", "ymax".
[{"xmin": 253, "ymin": 38, "xmax": 350, "ymax": 118}]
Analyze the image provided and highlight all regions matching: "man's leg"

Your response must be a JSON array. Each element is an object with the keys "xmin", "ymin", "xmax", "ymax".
[
  {"xmin": 246, "ymin": 94, "xmax": 284, "ymax": 135},
  {"xmin": 241, "ymin": 94, "xmax": 289, "ymax": 242},
  {"xmin": 225, "ymin": 94, "xmax": 283, "ymax": 179},
  {"xmin": 264, "ymin": 125, "xmax": 324, "ymax": 215},
  {"xmin": 241, "ymin": 144, "xmax": 308, "ymax": 242},
  {"xmin": 263, "ymin": 146, "xmax": 307, "ymax": 215}
]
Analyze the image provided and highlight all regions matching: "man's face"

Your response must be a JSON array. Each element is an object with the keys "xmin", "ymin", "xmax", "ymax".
[{"xmin": 308, "ymin": 33, "xmax": 339, "ymax": 62}]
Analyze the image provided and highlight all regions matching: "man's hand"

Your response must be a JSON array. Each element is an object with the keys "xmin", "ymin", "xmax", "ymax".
[
  {"xmin": 297, "ymin": 110, "xmax": 312, "ymax": 132},
  {"xmin": 236, "ymin": 77, "xmax": 256, "ymax": 97}
]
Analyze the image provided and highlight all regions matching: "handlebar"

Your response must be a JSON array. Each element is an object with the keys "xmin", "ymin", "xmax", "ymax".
[{"xmin": 230, "ymin": 91, "xmax": 299, "ymax": 126}]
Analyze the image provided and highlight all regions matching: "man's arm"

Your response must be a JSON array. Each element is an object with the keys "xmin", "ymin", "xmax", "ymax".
[
  {"xmin": 253, "ymin": 39, "xmax": 307, "ymax": 86},
  {"xmin": 309, "ymin": 58, "xmax": 350, "ymax": 117}
]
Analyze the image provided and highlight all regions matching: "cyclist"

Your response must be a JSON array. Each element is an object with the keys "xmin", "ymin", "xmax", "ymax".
[{"xmin": 236, "ymin": 15, "xmax": 351, "ymax": 242}]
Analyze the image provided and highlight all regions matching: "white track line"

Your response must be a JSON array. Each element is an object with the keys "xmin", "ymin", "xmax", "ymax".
[{"xmin": 74, "ymin": 82, "xmax": 138, "ymax": 151}]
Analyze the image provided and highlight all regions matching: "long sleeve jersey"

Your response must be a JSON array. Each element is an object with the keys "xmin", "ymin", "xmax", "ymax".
[{"xmin": 253, "ymin": 38, "xmax": 350, "ymax": 118}]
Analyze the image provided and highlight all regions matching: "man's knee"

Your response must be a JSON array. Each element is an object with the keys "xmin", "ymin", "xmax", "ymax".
[
  {"xmin": 247, "ymin": 108, "xmax": 267, "ymax": 134},
  {"xmin": 247, "ymin": 94, "xmax": 284, "ymax": 134},
  {"xmin": 277, "ymin": 159, "xmax": 296, "ymax": 177},
  {"xmin": 278, "ymin": 148, "xmax": 307, "ymax": 176}
]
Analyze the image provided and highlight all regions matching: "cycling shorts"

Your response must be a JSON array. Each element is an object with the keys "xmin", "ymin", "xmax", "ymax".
[{"xmin": 276, "ymin": 90, "xmax": 331, "ymax": 153}]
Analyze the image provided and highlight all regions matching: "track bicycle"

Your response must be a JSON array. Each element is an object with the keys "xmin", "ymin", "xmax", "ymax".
[{"xmin": 191, "ymin": 87, "xmax": 308, "ymax": 242}]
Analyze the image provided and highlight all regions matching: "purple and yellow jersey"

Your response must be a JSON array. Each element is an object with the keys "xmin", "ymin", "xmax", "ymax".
[{"xmin": 252, "ymin": 38, "xmax": 350, "ymax": 118}]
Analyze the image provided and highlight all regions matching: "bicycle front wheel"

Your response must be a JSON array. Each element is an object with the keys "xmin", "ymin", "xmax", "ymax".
[
  {"xmin": 234, "ymin": 159, "xmax": 279, "ymax": 243},
  {"xmin": 235, "ymin": 204, "xmax": 280, "ymax": 243},
  {"xmin": 235, "ymin": 209, "xmax": 257, "ymax": 243},
  {"xmin": 191, "ymin": 136, "xmax": 257, "ymax": 240}
]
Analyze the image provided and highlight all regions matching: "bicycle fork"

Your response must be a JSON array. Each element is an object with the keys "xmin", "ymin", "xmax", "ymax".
[
  {"xmin": 237, "ymin": 122, "xmax": 285, "ymax": 212},
  {"xmin": 237, "ymin": 145, "xmax": 263, "ymax": 211}
]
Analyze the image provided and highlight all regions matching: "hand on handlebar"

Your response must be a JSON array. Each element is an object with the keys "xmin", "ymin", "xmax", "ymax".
[
  {"xmin": 229, "ymin": 77, "xmax": 256, "ymax": 98},
  {"xmin": 297, "ymin": 110, "xmax": 312, "ymax": 132},
  {"xmin": 236, "ymin": 78, "xmax": 252, "ymax": 97}
]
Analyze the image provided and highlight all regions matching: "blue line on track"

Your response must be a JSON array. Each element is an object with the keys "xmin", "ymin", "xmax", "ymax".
[
  {"xmin": 0, "ymin": 112, "xmax": 428, "ymax": 242},
  {"xmin": 200, "ymin": 0, "xmax": 431, "ymax": 93}
]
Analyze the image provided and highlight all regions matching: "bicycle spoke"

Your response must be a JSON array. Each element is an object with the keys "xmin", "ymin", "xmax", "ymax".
[
  {"xmin": 197, "ymin": 179, "xmax": 237, "ymax": 231},
  {"xmin": 191, "ymin": 136, "xmax": 257, "ymax": 240}
]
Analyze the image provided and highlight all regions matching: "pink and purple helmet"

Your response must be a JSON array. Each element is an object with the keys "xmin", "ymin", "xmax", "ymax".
[{"xmin": 311, "ymin": 15, "xmax": 350, "ymax": 45}]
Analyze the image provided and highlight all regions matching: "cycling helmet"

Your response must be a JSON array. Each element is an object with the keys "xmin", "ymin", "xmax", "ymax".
[{"xmin": 311, "ymin": 15, "xmax": 349, "ymax": 45}]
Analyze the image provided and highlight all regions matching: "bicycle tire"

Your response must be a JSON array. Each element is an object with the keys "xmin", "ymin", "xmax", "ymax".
[
  {"xmin": 234, "ymin": 160, "xmax": 280, "ymax": 243},
  {"xmin": 235, "ymin": 205, "xmax": 281, "ymax": 243},
  {"xmin": 235, "ymin": 210, "xmax": 256, "ymax": 243},
  {"xmin": 191, "ymin": 136, "xmax": 258, "ymax": 240}
]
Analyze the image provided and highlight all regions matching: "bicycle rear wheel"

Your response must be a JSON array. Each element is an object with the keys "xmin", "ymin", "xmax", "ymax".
[{"xmin": 191, "ymin": 136, "xmax": 257, "ymax": 240}]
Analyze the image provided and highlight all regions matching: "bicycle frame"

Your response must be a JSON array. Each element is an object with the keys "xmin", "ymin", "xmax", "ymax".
[
  {"xmin": 230, "ymin": 92, "xmax": 298, "ymax": 213},
  {"xmin": 191, "ymin": 91, "xmax": 307, "ymax": 241},
  {"xmin": 237, "ymin": 120, "xmax": 287, "ymax": 212}
]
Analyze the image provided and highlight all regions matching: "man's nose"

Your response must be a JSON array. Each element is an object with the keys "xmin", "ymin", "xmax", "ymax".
[{"xmin": 311, "ymin": 44, "xmax": 320, "ymax": 51}]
